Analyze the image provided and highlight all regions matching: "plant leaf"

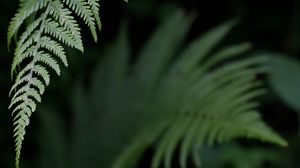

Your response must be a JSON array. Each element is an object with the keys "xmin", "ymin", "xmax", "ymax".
[{"xmin": 268, "ymin": 53, "xmax": 300, "ymax": 112}]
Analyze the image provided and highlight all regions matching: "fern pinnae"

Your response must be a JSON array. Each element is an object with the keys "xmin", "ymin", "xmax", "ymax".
[
  {"xmin": 8, "ymin": 0, "xmax": 106, "ymax": 167},
  {"xmin": 43, "ymin": 18, "xmax": 82, "ymax": 50},
  {"xmin": 48, "ymin": 0, "xmax": 82, "ymax": 50},
  {"xmin": 201, "ymin": 42, "xmax": 252, "ymax": 70},
  {"xmin": 39, "ymin": 36, "xmax": 68, "ymax": 66},
  {"xmin": 151, "ymin": 118, "xmax": 185, "ymax": 168},
  {"xmin": 179, "ymin": 117, "xmax": 201, "ymax": 167},
  {"xmin": 62, "ymin": 0, "xmax": 99, "ymax": 41},
  {"xmin": 174, "ymin": 20, "xmax": 237, "ymax": 76},
  {"xmin": 7, "ymin": 0, "xmax": 49, "ymax": 47},
  {"xmin": 88, "ymin": 0, "xmax": 102, "ymax": 30},
  {"xmin": 163, "ymin": 118, "xmax": 191, "ymax": 168},
  {"xmin": 17, "ymin": 16, "xmax": 43, "ymax": 48}
]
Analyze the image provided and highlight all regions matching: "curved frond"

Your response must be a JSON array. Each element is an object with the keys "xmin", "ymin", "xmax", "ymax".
[
  {"xmin": 110, "ymin": 13, "xmax": 287, "ymax": 168},
  {"xmin": 7, "ymin": 0, "xmax": 106, "ymax": 167}
]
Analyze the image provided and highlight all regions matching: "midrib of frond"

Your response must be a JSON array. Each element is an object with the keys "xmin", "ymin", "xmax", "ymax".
[
  {"xmin": 18, "ymin": 3, "xmax": 51, "ymax": 101},
  {"xmin": 209, "ymin": 115, "xmax": 287, "ymax": 145},
  {"xmin": 12, "ymin": 3, "xmax": 52, "ymax": 167},
  {"xmin": 7, "ymin": 0, "xmax": 49, "ymax": 48}
]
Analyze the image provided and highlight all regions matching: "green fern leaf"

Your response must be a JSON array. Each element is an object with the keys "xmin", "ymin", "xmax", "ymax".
[
  {"xmin": 111, "ymin": 12, "xmax": 287, "ymax": 168},
  {"xmin": 7, "ymin": 0, "xmax": 113, "ymax": 167}
]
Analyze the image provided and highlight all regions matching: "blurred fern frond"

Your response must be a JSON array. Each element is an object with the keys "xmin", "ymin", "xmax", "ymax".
[
  {"xmin": 40, "ymin": 9, "xmax": 287, "ymax": 168},
  {"xmin": 110, "ymin": 11, "xmax": 287, "ymax": 168}
]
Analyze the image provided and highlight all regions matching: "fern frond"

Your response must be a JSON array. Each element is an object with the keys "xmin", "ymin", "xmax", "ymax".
[
  {"xmin": 8, "ymin": 0, "xmax": 105, "ymax": 167},
  {"xmin": 111, "ymin": 12, "xmax": 287, "ymax": 168}
]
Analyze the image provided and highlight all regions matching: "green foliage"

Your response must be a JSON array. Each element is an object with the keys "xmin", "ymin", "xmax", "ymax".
[
  {"xmin": 111, "ymin": 11, "xmax": 287, "ymax": 168},
  {"xmin": 7, "ymin": 0, "xmax": 107, "ymax": 167},
  {"xmin": 38, "ymin": 10, "xmax": 286, "ymax": 168},
  {"xmin": 267, "ymin": 53, "xmax": 300, "ymax": 113}
]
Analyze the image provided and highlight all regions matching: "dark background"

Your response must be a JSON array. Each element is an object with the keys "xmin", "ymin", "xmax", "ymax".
[{"xmin": 1, "ymin": 0, "xmax": 300, "ymax": 167}]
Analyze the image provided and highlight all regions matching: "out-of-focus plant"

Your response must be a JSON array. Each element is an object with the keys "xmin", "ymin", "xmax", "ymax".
[
  {"xmin": 194, "ymin": 143, "xmax": 281, "ymax": 168},
  {"xmin": 268, "ymin": 54, "xmax": 300, "ymax": 113},
  {"xmin": 39, "ymin": 10, "xmax": 287, "ymax": 168},
  {"xmin": 219, "ymin": 143, "xmax": 280, "ymax": 168}
]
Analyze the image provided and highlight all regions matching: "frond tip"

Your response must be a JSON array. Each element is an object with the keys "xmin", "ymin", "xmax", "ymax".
[{"xmin": 8, "ymin": 0, "xmax": 105, "ymax": 167}]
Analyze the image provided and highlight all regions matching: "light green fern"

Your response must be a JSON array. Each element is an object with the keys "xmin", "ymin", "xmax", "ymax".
[{"xmin": 7, "ymin": 0, "xmax": 125, "ymax": 167}]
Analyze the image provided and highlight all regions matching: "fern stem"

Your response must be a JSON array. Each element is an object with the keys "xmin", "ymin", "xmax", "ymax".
[
  {"xmin": 27, "ymin": 3, "xmax": 52, "ymax": 80},
  {"xmin": 19, "ymin": 2, "xmax": 51, "ymax": 92},
  {"xmin": 13, "ymin": 2, "xmax": 52, "ymax": 167}
]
